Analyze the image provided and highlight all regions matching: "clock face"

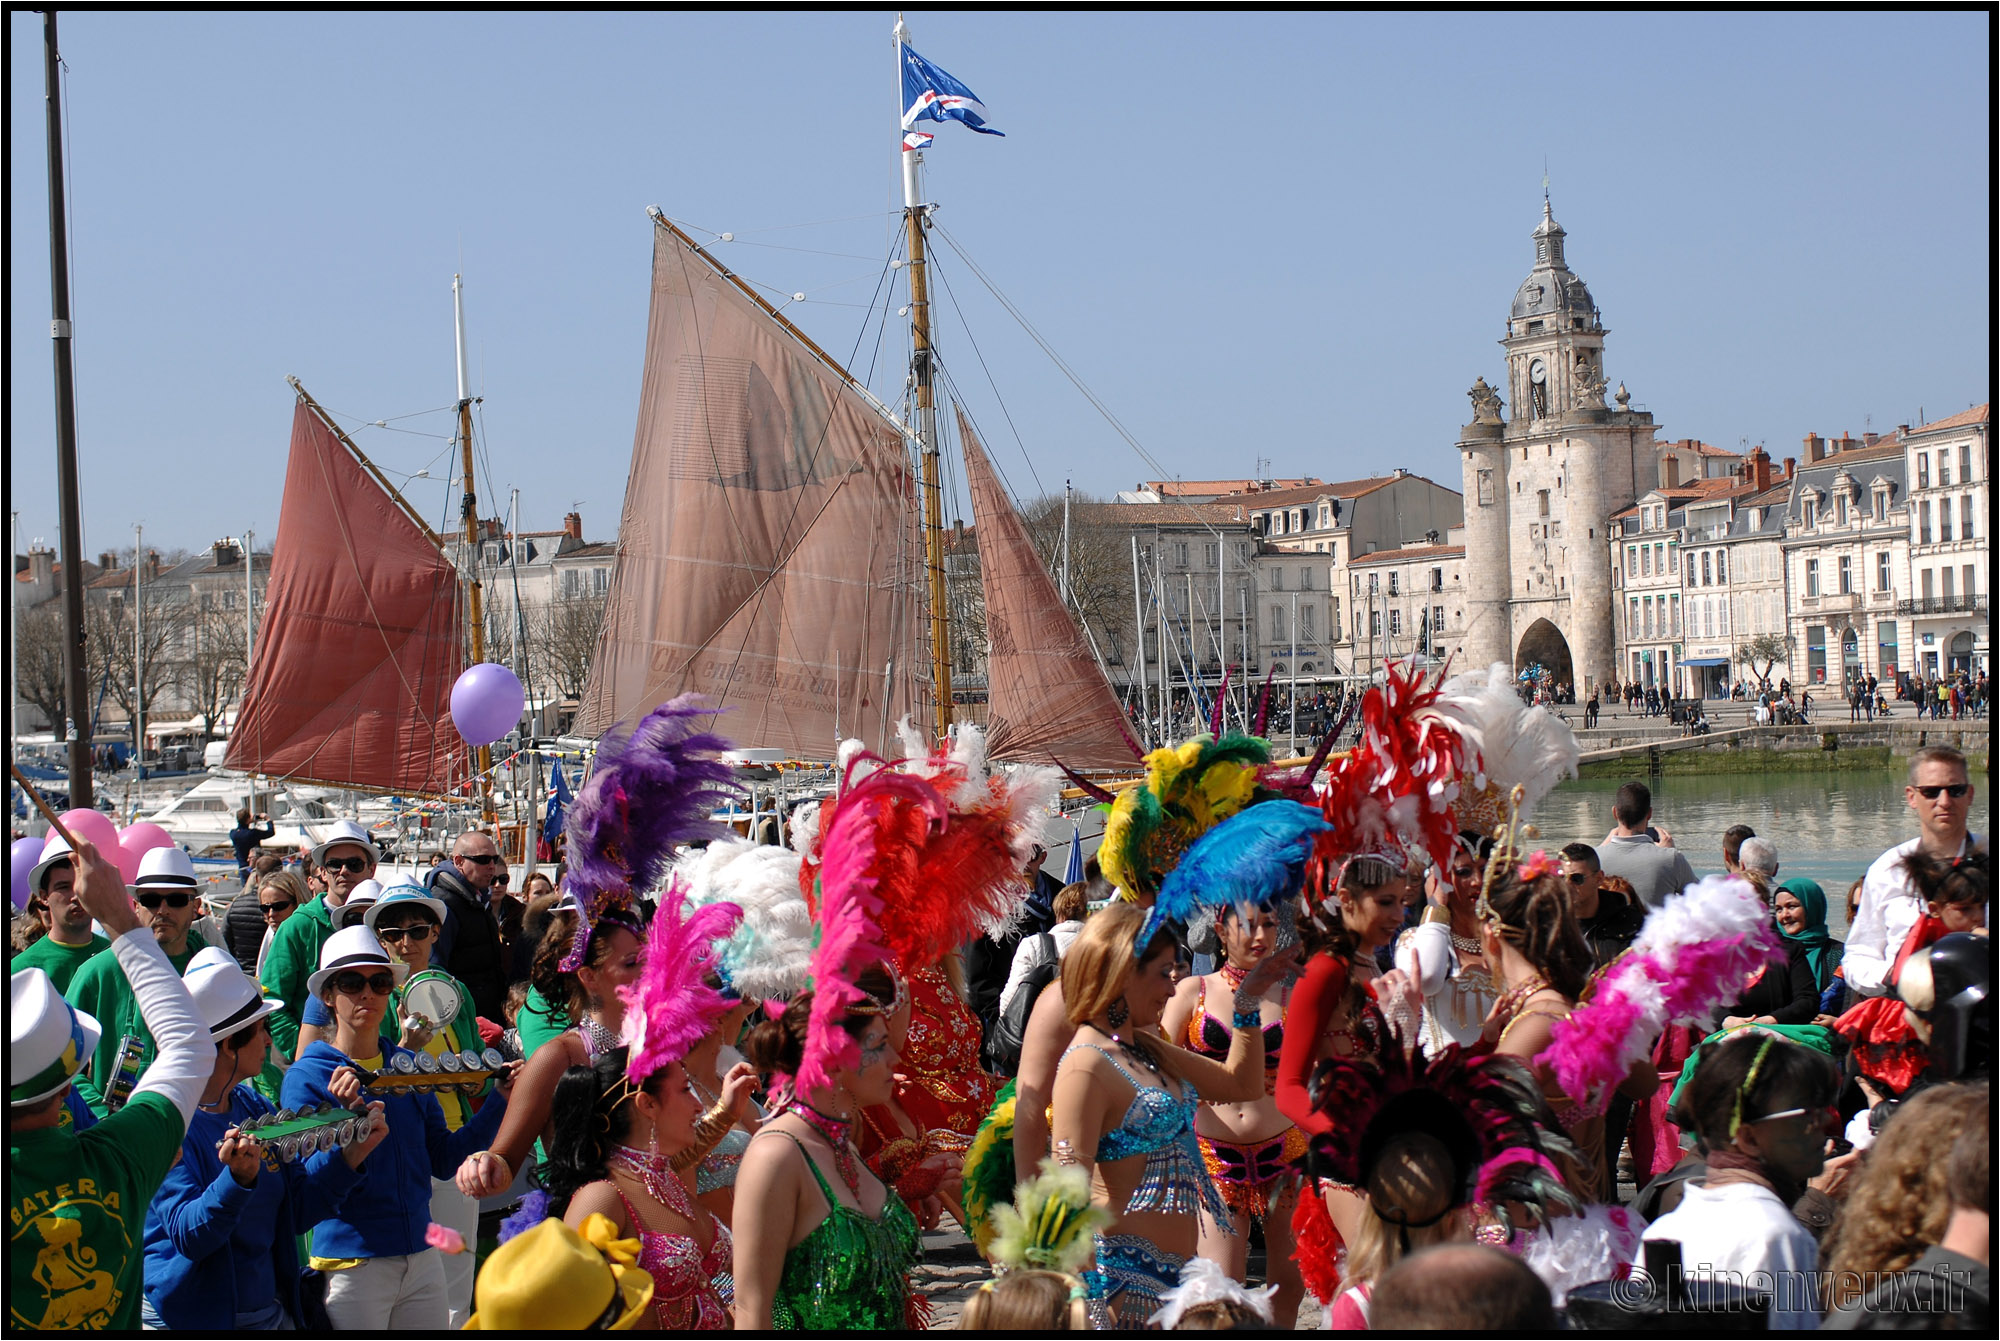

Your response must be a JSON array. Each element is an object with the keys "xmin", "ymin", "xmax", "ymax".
[{"xmin": 1529, "ymin": 358, "xmax": 1547, "ymax": 384}]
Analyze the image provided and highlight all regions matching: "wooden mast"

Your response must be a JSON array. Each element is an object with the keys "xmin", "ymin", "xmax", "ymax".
[
  {"xmin": 453, "ymin": 275, "xmax": 495, "ymax": 822},
  {"xmin": 898, "ymin": 19, "xmax": 952, "ymax": 747}
]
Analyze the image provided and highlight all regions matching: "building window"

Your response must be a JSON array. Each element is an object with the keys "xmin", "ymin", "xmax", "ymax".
[
  {"xmin": 1641, "ymin": 547, "xmax": 1652, "ymax": 576},
  {"xmin": 1430, "ymin": 567, "xmax": 1444, "ymax": 592},
  {"xmin": 1701, "ymin": 552, "xmax": 1713, "ymax": 586},
  {"xmin": 1301, "ymin": 605, "xmax": 1314, "ymax": 637},
  {"xmin": 1366, "ymin": 572, "xmax": 1376, "ymax": 594},
  {"xmin": 1367, "ymin": 609, "xmax": 1380, "ymax": 637},
  {"xmin": 1177, "ymin": 542, "xmax": 1190, "ymax": 567},
  {"xmin": 1537, "ymin": 489, "xmax": 1550, "ymax": 518},
  {"xmin": 1719, "ymin": 601, "xmax": 1729, "ymax": 636},
  {"xmin": 1939, "ymin": 454, "xmax": 1951, "ymax": 487},
  {"xmin": 1873, "ymin": 491, "xmax": 1886, "ymax": 522},
  {"xmin": 1644, "ymin": 598, "xmax": 1654, "ymax": 638},
  {"xmin": 1877, "ymin": 552, "xmax": 1892, "ymax": 592},
  {"xmin": 1626, "ymin": 545, "xmax": 1638, "ymax": 577},
  {"xmin": 1716, "ymin": 550, "xmax": 1727, "ymax": 584},
  {"xmin": 594, "ymin": 568, "xmax": 609, "ymax": 595},
  {"xmin": 1939, "ymin": 502, "xmax": 1954, "ymax": 542},
  {"xmin": 1431, "ymin": 605, "xmax": 1445, "ymax": 632},
  {"xmin": 1272, "ymin": 568, "xmax": 1284, "ymax": 592},
  {"xmin": 1389, "ymin": 608, "xmax": 1402, "ymax": 637},
  {"xmin": 1671, "ymin": 595, "xmax": 1681, "ymax": 636},
  {"xmin": 1941, "ymin": 568, "xmax": 1955, "ymax": 600},
  {"xmin": 1963, "ymin": 564, "xmax": 1977, "ymax": 599},
  {"xmin": 1917, "ymin": 502, "xmax": 1931, "ymax": 545},
  {"xmin": 1962, "ymin": 495, "xmax": 1976, "ymax": 539},
  {"xmin": 1807, "ymin": 624, "xmax": 1827, "ymax": 682},
  {"xmin": 1477, "ymin": 470, "xmax": 1494, "ymax": 506},
  {"xmin": 1271, "ymin": 606, "xmax": 1286, "ymax": 642},
  {"xmin": 1959, "ymin": 443, "xmax": 1971, "ymax": 480},
  {"xmin": 1836, "ymin": 494, "xmax": 1849, "ymax": 525},
  {"xmin": 1838, "ymin": 555, "xmax": 1852, "ymax": 594},
  {"xmin": 1331, "ymin": 597, "xmax": 1340, "ymax": 634},
  {"xmin": 223, "ymin": 591, "xmax": 236, "ymax": 610},
  {"xmin": 1663, "ymin": 542, "xmax": 1673, "ymax": 574},
  {"xmin": 1804, "ymin": 498, "xmax": 1818, "ymax": 528},
  {"xmin": 1628, "ymin": 598, "xmax": 1639, "ymax": 636},
  {"xmin": 1917, "ymin": 453, "xmax": 1930, "ymax": 488},
  {"xmin": 1388, "ymin": 572, "xmax": 1400, "ymax": 595},
  {"xmin": 1878, "ymin": 621, "xmax": 1898, "ymax": 674},
  {"xmin": 1922, "ymin": 568, "xmax": 1934, "ymax": 600},
  {"xmin": 1205, "ymin": 544, "xmax": 1216, "ymax": 567},
  {"xmin": 1805, "ymin": 558, "xmax": 1819, "ymax": 597}
]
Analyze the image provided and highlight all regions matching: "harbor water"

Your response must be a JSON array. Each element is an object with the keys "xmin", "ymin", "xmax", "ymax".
[{"xmin": 1540, "ymin": 768, "xmax": 1992, "ymax": 936}]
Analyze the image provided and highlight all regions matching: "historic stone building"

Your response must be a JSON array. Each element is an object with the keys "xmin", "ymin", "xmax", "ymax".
[{"xmin": 1457, "ymin": 199, "xmax": 1663, "ymax": 694}]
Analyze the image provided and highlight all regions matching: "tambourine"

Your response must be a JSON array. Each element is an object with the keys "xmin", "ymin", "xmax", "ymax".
[
  {"xmin": 400, "ymin": 974, "xmax": 462, "ymax": 1037},
  {"xmin": 104, "ymin": 1034, "xmax": 147, "ymax": 1113},
  {"xmin": 223, "ymin": 1103, "xmax": 374, "ymax": 1163},
  {"xmin": 361, "ymin": 1048, "xmax": 509, "ymax": 1095}
]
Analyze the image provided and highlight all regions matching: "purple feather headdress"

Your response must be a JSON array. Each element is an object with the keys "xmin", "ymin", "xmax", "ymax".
[
  {"xmin": 619, "ymin": 876, "xmax": 742, "ymax": 1079},
  {"xmin": 560, "ymin": 694, "xmax": 742, "ymax": 970}
]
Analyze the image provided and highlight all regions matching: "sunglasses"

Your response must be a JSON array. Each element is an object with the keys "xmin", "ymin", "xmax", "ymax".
[
  {"xmin": 136, "ymin": 891, "xmax": 194, "ymax": 911},
  {"xmin": 462, "ymin": 853, "xmax": 503, "ymax": 866},
  {"xmin": 1566, "ymin": 871, "xmax": 1594, "ymax": 885},
  {"xmin": 1914, "ymin": 783, "xmax": 1971, "ymax": 800},
  {"xmin": 260, "ymin": 898, "xmax": 295, "ymax": 915},
  {"xmin": 376, "ymin": 923, "xmax": 436, "ymax": 944},
  {"xmin": 321, "ymin": 856, "xmax": 372, "ymax": 875},
  {"xmin": 331, "ymin": 971, "xmax": 395, "ymax": 997}
]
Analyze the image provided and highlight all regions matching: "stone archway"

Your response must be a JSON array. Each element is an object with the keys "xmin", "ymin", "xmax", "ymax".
[{"xmin": 1515, "ymin": 618, "xmax": 1575, "ymax": 689}]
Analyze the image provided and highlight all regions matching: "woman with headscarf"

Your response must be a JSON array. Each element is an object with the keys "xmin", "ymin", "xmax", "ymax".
[{"xmin": 1772, "ymin": 877, "xmax": 1845, "ymax": 1018}]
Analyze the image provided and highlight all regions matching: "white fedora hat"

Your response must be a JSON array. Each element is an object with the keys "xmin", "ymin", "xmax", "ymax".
[
  {"xmin": 311, "ymin": 820, "xmax": 380, "ymax": 869},
  {"xmin": 29, "ymin": 831, "xmax": 76, "ymax": 894},
  {"xmin": 306, "ymin": 924, "xmax": 396, "ymax": 998},
  {"xmin": 131, "ymin": 845, "xmax": 200, "ymax": 891},
  {"xmin": 332, "ymin": 879, "xmax": 385, "ymax": 930},
  {"xmin": 183, "ymin": 946, "xmax": 282, "ymax": 1041},
  {"xmin": 11, "ymin": 967, "xmax": 103, "ymax": 1107}
]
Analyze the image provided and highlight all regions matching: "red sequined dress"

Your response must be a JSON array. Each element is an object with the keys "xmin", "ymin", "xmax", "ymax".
[
  {"xmin": 858, "ymin": 964, "xmax": 1000, "ymax": 1205},
  {"xmin": 1834, "ymin": 913, "xmax": 1947, "ymax": 1095}
]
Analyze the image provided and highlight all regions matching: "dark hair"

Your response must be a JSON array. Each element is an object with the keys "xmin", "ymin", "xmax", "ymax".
[
  {"xmin": 1613, "ymin": 782, "xmax": 1652, "ymax": 830},
  {"xmin": 237, "ymin": 808, "xmax": 251, "ymax": 827},
  {"xmin": 1677, "ymin": 1032, "xmax": 1839, "ymax": 1152},
  {"xmin": 1082, "ymin": 857, "xmax": 1116, "ymax": 907},
  {"xmin": 1456, "ymin": 829, "xmax": 1495, "ymax": 862},
  {"xmin": 1051, "ymin": 882, "xmax": 1090, "ymax": 925},
  {"xmin": 1370, "ymin": 1244, "xmax": 1556, "ymax": 1331},
  {"xmin": 1480, "ymin": 864, "xmax": 1595, "ymax": 1002},
  {"xmin": 1947, "ymin": 1121, "xmax": 1989, "ymax": 1214},
  {"xmin": 1900, "ymin": 850, "xmax": 1988, "ymax": 910},
  {"xmin": 253, "ymin": 852, "xmax": 284, "ymax": 877},
  {"xmin": 540, "ymin": 1046, "xmax": 668, "ymax": 1220},
  {"xmin": 224, "ymin": 1017, "xmax": 265, "ymax": 1052},
  {"xmin": 530, "ymin": 909, "xmax": 635, "ymax": 1020},
  {"xmin": 1721, "ymin": 824, "xmax": 1756, "ymax": 866},
  {"xmin": 742, "ymin": 965, "xmax": 896, "ymax": 1078},
  {"xmin": 1559, "ymin": 842, "xmax": 1599, "ymax": 872}
]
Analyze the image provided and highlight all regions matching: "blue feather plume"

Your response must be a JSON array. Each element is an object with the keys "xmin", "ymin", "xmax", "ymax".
[{"xmin": 1139, "ymin": 800, "xmax": 1332, "ymax": 950}]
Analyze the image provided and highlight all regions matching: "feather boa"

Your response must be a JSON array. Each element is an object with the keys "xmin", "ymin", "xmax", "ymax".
[
  {"xmin": 1537, "ymin": 875, "xmax": 1783, "ymax": 1108},
  {"xmin": 559, "ymin": 694, "xmax": 741, "ymax": 970},
  {"xmin": 1292, "ymin": 1184, "xmax": 1344, "ymax": 1305},
  {"xmin": 1144, "ymin": 800, "xmax": 1331, "ymax": 949},
  {"xmin": 496, "ymin": 1188, "xmax": 550, "ymax": 1246},
  {"xmin": 674, "ymin": 838, "xmax": 814, "ymax": 1000},
  {"xmin": 617, "ymin": 878, "xmax": 741, "ymax": 1079},
  {"xmin": 1436, "ymin": 661, "xmax": 1580, "ymax": 832},
  {"xmin": 1511, "ymin": 1204, "xmax": 1645, "ymax": 1308}
]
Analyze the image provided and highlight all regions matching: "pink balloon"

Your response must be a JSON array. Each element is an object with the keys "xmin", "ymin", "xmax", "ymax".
[
  {"xmin": 57, "ymin": 808, "xmax": 121, "ymax": 861},
  {"xmin": 112, "ymin": 840, "xmax": 144, "ymax": 885},
  {"xmin": 118, "ymin": 822, "xmax": 178, "ymax": 885}
]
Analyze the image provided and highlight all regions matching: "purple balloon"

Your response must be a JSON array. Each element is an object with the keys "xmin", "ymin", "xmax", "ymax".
[
  {"xmin": 11, "ymin": 836, "xmax": 43, "ymax": 910},
  {"xmin": 450, "ymin": 662, "xmax": 526, "ymax": 748}
]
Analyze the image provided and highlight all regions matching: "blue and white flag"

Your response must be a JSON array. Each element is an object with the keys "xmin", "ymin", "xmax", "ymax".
[
  {"xmin": 901, "ymin": 42, "xmax": 1003, "ymax": 136},
  {"xmin": 903, "ymin": 130, "xmax": 935, "ymax": 152}
]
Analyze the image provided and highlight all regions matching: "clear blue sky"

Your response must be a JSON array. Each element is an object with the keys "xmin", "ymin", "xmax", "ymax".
[{"xmin": 9, "ymin": 10, "xmax": 1989, "ymax": 554}]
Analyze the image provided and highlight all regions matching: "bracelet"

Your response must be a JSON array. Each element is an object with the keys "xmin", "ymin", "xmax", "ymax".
[
  {"xmin": 1421, "ymin": 905, "xmax": 1451, "ymax": 926},
  {"xmin": 669, "ymin": 1101, "xmax": 736, "ymax": 1172},
  {"xmin": 1231, "ymin": 990, "xmax": 1264, "ymax": 1030},
  {"xmin": 480, "ymin": 1150, "xmax": 512, "ymax": 1182}
]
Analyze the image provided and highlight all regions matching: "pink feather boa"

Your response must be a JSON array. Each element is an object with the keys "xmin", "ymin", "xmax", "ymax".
[
  {"xmin": 1538, "ymin": 875, "xmax": 1782, "ymax": 1108},
  {"xmin": 618, "ymin": 878, "xmax": 742, "ymax": 1080}
]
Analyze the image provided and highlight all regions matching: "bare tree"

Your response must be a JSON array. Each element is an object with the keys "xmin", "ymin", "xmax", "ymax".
[
  {"xmin": 534, "ymin": 593, "xmax": 608, "ymax": 700},
  {"xmin": 89, "ymin": 586, "xmax": 188, "ymax": 736},
  {"xmin": 1736, "ymin": 632, "xmax": 1789, "ymax": 685},
  {"xmin": 180, "ymin": 604, "xmax": 248, "ymax": 744},
  {"xmin": 1016, "ymin": 492, "xmax": 1146, "ymax": 675},
  {"xmin": 17, "ymin": 606, "xmax": 81, "ymax": 732}
]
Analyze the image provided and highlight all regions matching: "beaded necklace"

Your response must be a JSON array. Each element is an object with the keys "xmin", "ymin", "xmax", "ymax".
[
  {"xmin": 1493, "ymin": 975, "xmax": 1552, "ymax": 1023},
  {"xmin": 609, "ymin": 1141, "xmax": 696, "ymax": 1220},
  {"xmin": 1218, "ymin": 960, "xmax": 1250, "ymax": 991},
  {"xmin": 786, "ymin": 1100, "xmax": 862, "ymax": 1197}
]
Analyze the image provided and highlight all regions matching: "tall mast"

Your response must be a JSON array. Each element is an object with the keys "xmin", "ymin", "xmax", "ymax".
[
  {"xmin": 453, "ymin": 274, "xmax": 495, "ymax": 821},
  {"xmin": 242, "ymin": 527, "xmax": 255, "ymax": 686},
  {"xmin": 1130, "ymin": 535, "xmax": 1149, "ymax": 748},
  {"xmin": 1060, "ymin": 481, "xmax": 1072, "ymax": 605},
  {"xmin": 134, "ymin": 524, "xmax": 145, "ymax": 778},
  {"xmin": 44, "ymin": 13, "xmax": 93, "ymax": 807},
  {"xmin": 897, "ymin": 18, "xmax": 952, "ymax": 746}
]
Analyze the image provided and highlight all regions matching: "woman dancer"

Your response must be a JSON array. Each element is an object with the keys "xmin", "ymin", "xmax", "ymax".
[
  {"xmin": 732, "ymin": 969, "xmax": 924, "ymax": 1329},
  {"xmin": 1394, "ymin": 833, "xmax": 1502, "ymax": 1055},
  {"xmin": 1161, "ymin": 901, "xmax": 1305, "ymax": 1328},
  {"xmin": 858, "ymin": 956, "xmax": 981, "ymax": 1229},
  {"xmin": 684, "ymin": 981, "xmax": 760, "ymax": 1225},
  {"xmin": 1051, "ymin": 901, "xmax": 1295, "ymax": 1326}
]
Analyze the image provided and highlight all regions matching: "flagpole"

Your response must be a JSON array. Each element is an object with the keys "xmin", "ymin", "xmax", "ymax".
[{"xmin": 896, "ymin": 17, "xmax": 952, "ymax": 747}]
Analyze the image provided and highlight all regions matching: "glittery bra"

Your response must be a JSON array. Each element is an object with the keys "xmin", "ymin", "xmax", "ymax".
[{"xmin": 1060, "ymin": 1043, "xmax": 1229, "ymax": 1224}]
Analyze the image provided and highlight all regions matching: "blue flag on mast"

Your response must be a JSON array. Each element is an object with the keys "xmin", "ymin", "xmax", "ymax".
[{"xmin": 901, "ymin": 42, "xmax": 1003, "ymax": 136}]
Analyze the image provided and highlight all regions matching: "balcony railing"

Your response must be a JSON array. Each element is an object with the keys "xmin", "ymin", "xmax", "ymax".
[{"xmin": 1896, "ymin": 594, "xmax": 1989, "ymax": 617}]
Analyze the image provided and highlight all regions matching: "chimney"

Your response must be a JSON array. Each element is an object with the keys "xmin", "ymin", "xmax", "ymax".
[
  {"xmin": 31, "ymin": 547, "xmax": 54, "ymax": 589},
  {"xmin": 98, "ymin": 550, "xmax": 118, "ymax": 571},
  {"xmin": 145, "ymin": 550, "xmax": 161, "ymax": 581},
  {"xmin": 1839, "ymin": 431, "xmax": 1857, "ymax": 452},
  {"xmin": 1783, "ymin": 456, "xmax": 1796, "ymax": 479},
  {"xmin": 1662, "ymin": 454, "xmax": 1680, "ymax": 487},
  {"xmin": 563, "ymin": 511, "xmax": 583, "ymax": 541},
  {"xmin": 1802, "ymin": 433, "xmax": 1825, "ymax": 463},
  {"xmin": 211, "ymin": 539, "xmax": 240, "ymax": 567},
  {"xmin": 1747, "ymin": 447, "xmax": 1773, "ymax": 493}
]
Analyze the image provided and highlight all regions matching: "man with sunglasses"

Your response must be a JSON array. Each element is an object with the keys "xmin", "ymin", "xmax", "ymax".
[
  {"xmin": 424, "ymin": 831, "xmax": 508, "ymax": 1025},
  {"xmin": 260, "ymin": 820, "xmax": 379, "ymax": 1062},
  {"xmin": 63, "ymin": 846, "xmax": 211, "ymax": 1118},
  {"xmin": 1848, "ymin": 745, "xmax": 1982, "ymax": 999},
  {"xmin": 14, "ymin": 833, "xmax": 111, "ymax": 995}
]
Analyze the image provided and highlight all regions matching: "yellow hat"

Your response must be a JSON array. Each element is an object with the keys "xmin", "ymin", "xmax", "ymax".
[{"xmin": 463, "ymin": 1214, "xmax": 653, "ymax": 1330}]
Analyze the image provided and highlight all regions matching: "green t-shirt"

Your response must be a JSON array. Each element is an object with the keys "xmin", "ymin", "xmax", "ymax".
[
  {"xmin": 63, "ymin": 934, "xmax": 205, "ymax": 1119},
  {"xmin": 12, "ymin": 935, "xmax": 111, "ymax": 997},
  {"xmin": 8, "ymin": 1091, "xmax": 185, "ymax": 1331},
  {"xmin": 516, "ymin": 983, "xmax": 575, "ymax": 1061}
]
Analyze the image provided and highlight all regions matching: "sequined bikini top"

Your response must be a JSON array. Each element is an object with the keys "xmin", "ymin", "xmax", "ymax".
[
  {"xmin": 769, "ymin": 1134, "xmax": 920, "ymax": 1331},
  {"xmin": 1184, "ymin": 977, "xmax": 1283, "ymax": 1070},
  {"xmin": 1061, "ymin": 1042, "xmax": 1229, "ymax": 1224}
]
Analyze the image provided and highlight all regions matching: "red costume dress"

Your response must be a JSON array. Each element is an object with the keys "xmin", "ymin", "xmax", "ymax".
[
  {"xmin": 858, "ymin": 964, "xmax": 1001, "ymax": 1209},
  {"xmin": 1834, "ymin": 913, "xmax": 1947, "ymax": 1095}
]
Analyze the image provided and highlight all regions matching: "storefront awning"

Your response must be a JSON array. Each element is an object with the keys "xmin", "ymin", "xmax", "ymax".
[{"xmin": 1681, "ymin": 657, "xmax": 1730, "ymax": 667}]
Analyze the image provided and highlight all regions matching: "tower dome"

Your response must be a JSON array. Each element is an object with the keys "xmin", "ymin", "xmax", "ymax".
[{"xmin": 1510, "ymin": 197, "xmax": 1599, "ymax": 326}]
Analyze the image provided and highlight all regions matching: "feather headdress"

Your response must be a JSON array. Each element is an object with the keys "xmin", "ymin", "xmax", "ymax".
[
  {"xmin": 1144, "ymin": 799, "xmax": 1331, "ymax": 950},
  {"xmin": 559, "ymin": 694, "xmax": 741, "ymax": 970},
  {"xmin": 985, "ymin": 1159, "xmax": 1111, "ymax": 1276},
  {"xmin": 1097, "ymin": 732, "xmax": 1272, "ymax": 901},
  {"xmin": 674, "ymin": 838, "xmax": 814, "ymax": 1000},
  {"xmin": 1304, "ymin": 660, "xmax": 1469, "ymax": 896},
  {"xmin": 1149, "ymin": 1258, "xmax": 1279, "ymax": 1331},
  {"xmin": 1536, "ymin": 874, "xmax": 1783, "ymax": 1110},
  {"xmin": 1436, "ymin": 661, "xmax": 1580, "ymax": 835},
  {"xmin": 1305, "ymin": 1042, "xmax": 1583, "ymax": 1244},
  {"xmin": 617, "ymin": 878, "xmax": 742, "ymax": 1080}
]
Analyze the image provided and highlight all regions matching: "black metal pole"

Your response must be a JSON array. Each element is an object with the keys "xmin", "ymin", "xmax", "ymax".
[{"xmin": 45, "ymin": 11, "xmax": 94, "ymax": 808}]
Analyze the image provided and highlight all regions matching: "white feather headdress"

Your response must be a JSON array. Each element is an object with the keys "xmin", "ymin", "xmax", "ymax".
[
  {"xmin": 1436, "ymin": 661, "xmax": 1581, "ymax": 835},
  {"xmin": 673, "ymin": 837, "xmax": 814, "ymax": 1000}
]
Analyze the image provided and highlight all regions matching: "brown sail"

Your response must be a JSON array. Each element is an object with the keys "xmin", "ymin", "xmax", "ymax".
[
  {"xmin": 226, "ymin": 403, "xmax": 467, "ymax": 794},
  {"xmin": 575, "ymin": 220, "xmax": 926, "ymax": 755},
  {"xmin": 960, "ymin": 413, "xmax": 1141, "ymax": 769}
]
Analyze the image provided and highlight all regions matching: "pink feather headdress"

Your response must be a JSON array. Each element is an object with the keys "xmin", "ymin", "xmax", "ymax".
[
  {"xmin": 617, "ymin": 877, "xmax": 743, "ymax": 1080},
  {"xmin": 1535, "ymin": 874, "xmax": 1784, "ymax": 1111}
]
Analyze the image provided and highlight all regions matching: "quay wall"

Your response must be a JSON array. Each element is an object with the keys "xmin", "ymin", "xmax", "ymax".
[{"xmin": 1576, "ymin": 721, "xmax": 1988, "ymax": 778}]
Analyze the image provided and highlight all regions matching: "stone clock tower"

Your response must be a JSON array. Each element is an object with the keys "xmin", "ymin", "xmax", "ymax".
[{"xmin": 1457, "ymin": 197, "xmax": 1661, "ymax": 693}]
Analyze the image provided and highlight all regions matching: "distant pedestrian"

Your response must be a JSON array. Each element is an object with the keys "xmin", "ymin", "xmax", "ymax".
[
  {"xmin": 1720, "ymin": 823, "xmax": 1756, "ymax": 876},
  {"xmin": 1584, "ymin": 692, "xmax": 1599, "ymax": 728},
  {"xmin": 1596, "ymin": 782, "xmax": 1698, "ymax": 909},
  {"xmin": 228, "ymin": 809, "xmax": 275, "ymax": 884}
]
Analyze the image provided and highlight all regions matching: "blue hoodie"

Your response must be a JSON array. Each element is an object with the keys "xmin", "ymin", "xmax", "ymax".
[
  {"xmin": 143, "ymin": 1082, "xmax": 363, "ymax": 1329},
  {"xmin": 280, "ymin": 1039, "xmax": 507, "ymax": 1259}
]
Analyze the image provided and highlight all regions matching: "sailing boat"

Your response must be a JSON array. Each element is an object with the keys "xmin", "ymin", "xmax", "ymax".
[{"xmin": 578, "ymin": 21, "xmax": 1141, "ymax": 780}]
